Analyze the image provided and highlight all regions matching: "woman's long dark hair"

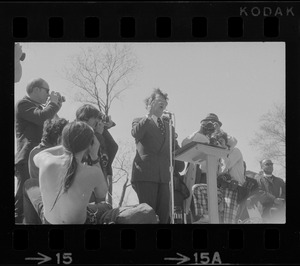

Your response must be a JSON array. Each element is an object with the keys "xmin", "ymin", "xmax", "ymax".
[{"xmin": 50, "ymin": 121, "xmax": 94, "ymax": 211}]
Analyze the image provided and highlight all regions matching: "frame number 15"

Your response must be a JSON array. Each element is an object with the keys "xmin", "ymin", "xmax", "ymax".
[{"xmin": 56, "ymin": 253, "xmax": 72, "ymax": 264}]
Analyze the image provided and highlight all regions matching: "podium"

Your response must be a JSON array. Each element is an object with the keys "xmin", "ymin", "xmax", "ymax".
[{"xmin": 175, "ymin": 142, "xmax": 230, "ymax": 223}]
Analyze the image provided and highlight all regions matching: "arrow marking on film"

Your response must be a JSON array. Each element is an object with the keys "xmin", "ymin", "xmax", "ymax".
[
  {"xmin": 165, "ymin": 253, "xmax": 190, "ymax": 264},
  {"xmin": 25, "ymin": 252, "xmax": 52, "ymax": 265}
]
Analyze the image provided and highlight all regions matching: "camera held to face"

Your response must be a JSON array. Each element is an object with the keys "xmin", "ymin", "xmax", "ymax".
[
  {"xmin": 200, "ymin": 121, "xmax": 215, "ymax": 136},
  {"xmin": 101, "ymin": 153, "xmax": 108, "ymax": 168},
  {"xmin": 58, "ymin": 94, "xmax": 66, "ymax": 103},
  {"xmin": 209, "ymin": 136, "xmax": 219, "ymax": 146},
  {"xmin": 103, "ymin": 115, "xmax": 110, "ymax": 123}
]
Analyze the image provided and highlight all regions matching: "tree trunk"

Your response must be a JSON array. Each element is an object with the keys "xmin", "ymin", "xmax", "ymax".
[
  {"xmin": 107, "ymin": 175, "xmax": 113, "ymax": 206},
  {"xmin": 118, "ymin": 177, "xmax": 129, "ymax": 207}
]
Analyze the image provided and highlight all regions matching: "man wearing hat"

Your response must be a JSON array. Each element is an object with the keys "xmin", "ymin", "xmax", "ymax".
[
  {"xmin": 201, "ymin": 113, "xmax": 222, "ymax": 125},
  {"xmin": 181, "ymin": 113, "xmax": 237, "ymax": 222},
  {"xmin": 200, "ymin": 113, "xmax": 237, "ymax": 148}
]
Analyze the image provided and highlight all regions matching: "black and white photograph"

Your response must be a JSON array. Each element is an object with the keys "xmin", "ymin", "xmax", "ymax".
[{"xmin": 14, "ymin": 42, "xmax": 286, "ymax": 225}]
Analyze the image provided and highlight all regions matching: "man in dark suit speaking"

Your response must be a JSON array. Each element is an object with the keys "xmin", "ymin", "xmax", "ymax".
[{"xmin": 131, "ymin": 88, "xmax": 177, "ymax": 224}]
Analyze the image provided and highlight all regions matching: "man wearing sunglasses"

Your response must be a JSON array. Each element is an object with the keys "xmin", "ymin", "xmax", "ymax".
[
  {"xmin": 251, "ymin": 159, "xmax": 286, "ymax": 222},
  {"xmin": 15, "ymin": 78, "xmax": 62, "ymax": 223}
]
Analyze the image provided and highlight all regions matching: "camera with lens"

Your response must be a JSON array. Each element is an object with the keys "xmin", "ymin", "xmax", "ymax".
[
  {"xmin": 217, "ymin": 173, "xmax": 233, "ymax": 189},
  {"xmin": 200, "ymin": 121, "xmax": 215, "ymax": 136},
  {"xmin": 204, "ymin": 121, "xmax": 215, "ymax": 131},
  {"xmin": 58, "ymin": 94, "xmax": 66, "ymax": 103},
  {"xmin": 101, "ymin": 153, "xmax": 109, "ymax": 168},
  {"xmin": 102, "ymin": 114, "xmax": 116, "ymax": 129},
  {"xmin": 103, "ymin": 115, "xmax": 110, "ymax": 123},
  {"xmin": 209, "ymin": 136, "xmax": 219, "ymax": 146}
]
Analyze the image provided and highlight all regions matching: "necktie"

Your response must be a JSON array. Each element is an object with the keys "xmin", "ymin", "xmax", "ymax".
[{"xmin": 157, "ymin": 117, "xmax": 165, "ymax": 136}]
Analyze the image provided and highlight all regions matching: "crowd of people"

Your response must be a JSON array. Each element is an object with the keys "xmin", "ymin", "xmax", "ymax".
[
  {"xmin": 15, "ymin": 77, "xmax": 160, "ymax": 224},
  {"xmin": 175, "ymin": 111, "xmax": 285, "ymax": 224},
  {"xmin": 15, "ymin": 75, "xmax": 285, "ymax": 224},
  {"xmin": 14, "ymin": 44, "xmax": 286, "ymax": 225}
]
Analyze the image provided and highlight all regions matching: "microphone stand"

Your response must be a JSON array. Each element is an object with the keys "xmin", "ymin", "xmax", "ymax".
[{"xmin": 166, "ymin": 112, "xmax": 175, "ymax": 224}]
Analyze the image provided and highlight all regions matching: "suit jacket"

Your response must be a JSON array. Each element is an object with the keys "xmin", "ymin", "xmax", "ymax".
[
  {"xmin": 15, "ymin": 96, "xmax": 60, "ymax": 165},
  {"xmin": 254, "ymin": 173, "xmax": 286, "ymax": 199},
  {"xmin": 131, "ymin": 116, "xmax": 176, "ymax": 184},
  {"xmin": 94, "ymin": 129, "xmax": 118, "ymax": 176}
]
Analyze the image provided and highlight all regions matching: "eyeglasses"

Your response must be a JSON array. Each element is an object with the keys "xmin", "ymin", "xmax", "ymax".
[
  {"xmin": 265, "ymin": 163, "xmax": 273, "ymax": 166},
  {"xmin": 39, "ymin": 87, "xmax": 50, "ymax": 94}
]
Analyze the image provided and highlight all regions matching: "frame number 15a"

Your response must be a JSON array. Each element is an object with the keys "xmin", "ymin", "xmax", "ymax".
[{"xmin": 194, "ymin": 252, "xmax": 222, "ymax": 264}]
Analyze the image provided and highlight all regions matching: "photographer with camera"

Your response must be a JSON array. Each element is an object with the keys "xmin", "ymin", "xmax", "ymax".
[
  {"xmin": 15, "ymin": 78, "xmax": 64, "ymax": 223},
  {"xmin": 182, "ymin": 113, "xmax": 237, "ymax": 182},
  {"xmin": 181, "ymin": 113, "xmax": 238, "ymax": 222},
  {"xmin": 75, "ymin": 104, "xmax": 118, "ymax": 203}
]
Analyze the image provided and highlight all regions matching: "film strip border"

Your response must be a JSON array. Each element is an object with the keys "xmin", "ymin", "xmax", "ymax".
[
  {"xmin": 4, "ymin": 3, "xmax": 299, "ymax": 40},
  {"xmin": 9, "ymin": 226, "xmax": 300, "ymax": 264},
  {"xmin": 2, "ymin": 1, "xmax": 300, "ymax": 265},
  {"xmin": 12, "ymin": 15, "xmax": 293, "ymax": 40}
]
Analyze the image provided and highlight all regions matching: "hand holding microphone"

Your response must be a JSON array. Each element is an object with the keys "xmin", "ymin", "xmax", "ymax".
[{"xmin": 162, "ymin": 110, "xmax": 174, "ymax": 124}]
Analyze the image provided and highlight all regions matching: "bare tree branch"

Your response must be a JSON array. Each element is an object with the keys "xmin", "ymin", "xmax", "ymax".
[
  {"xmin": 250, "ymin": 103, "xmax": 285, "ymax": 177},
  {"xmin": 63, "ymin": 44, "xmax": 139, "ymax": 206},
  {"xmin": 63, "ymin": 43, "xmax": 138, "ymax": 115}
]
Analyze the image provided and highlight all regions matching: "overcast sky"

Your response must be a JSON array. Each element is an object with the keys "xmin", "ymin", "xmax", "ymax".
[{"xmin": 15, "ymin": 42, "xmax": 285, "ymax": 205}]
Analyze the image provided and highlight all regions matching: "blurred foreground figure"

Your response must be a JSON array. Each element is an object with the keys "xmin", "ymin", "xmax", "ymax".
[{"xmin": 15, "ymin": 43, "xmax": 25, "ymax": 83}]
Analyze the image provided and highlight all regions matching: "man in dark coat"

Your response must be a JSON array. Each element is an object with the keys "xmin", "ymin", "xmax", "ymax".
[
  {"xmin": 131, "ymin": 88, "xmax": 179, "ymax": 224},
  {"xmin": 75, "ymin": 104, "xmax": 118, "ymax": 202},
  {"xmin": 253, "ymin": 159, "xmax": 285, "ymax": 222},
  {"xmin": 15, "ymin": 78, "xmax": 62, "ymax": 223}
]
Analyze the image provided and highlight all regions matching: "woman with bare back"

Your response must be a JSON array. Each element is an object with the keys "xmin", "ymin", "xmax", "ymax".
[{"xmin": 33, "ymin": 121, "xmax": 108, "ymax": 224}]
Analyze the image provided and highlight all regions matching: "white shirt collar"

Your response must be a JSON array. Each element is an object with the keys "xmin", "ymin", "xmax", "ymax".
[
  {"xmin": 151, "ymin": 114, "xmax": 158, "ymax": 122},
  {"xmin": 145, "ymin": 114, "xmax": 162, "ymax": 126},
  {"xmin": 151, "ymin": 114, "xmax": 161, "ymax": 125},
  {"xmin": 263, "ymin": 172, "xmax": 273, "ymax": 178}
]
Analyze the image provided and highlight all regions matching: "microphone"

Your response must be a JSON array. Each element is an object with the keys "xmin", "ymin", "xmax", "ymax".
[{"xmin": 163, "ymin": 110, "xmax": 174, "ymax": 115}]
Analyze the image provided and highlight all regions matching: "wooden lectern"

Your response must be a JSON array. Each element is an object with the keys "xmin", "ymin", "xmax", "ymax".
[{"xmin": 175, "ymin": 142, "xmax": 230, "ymax": 223}]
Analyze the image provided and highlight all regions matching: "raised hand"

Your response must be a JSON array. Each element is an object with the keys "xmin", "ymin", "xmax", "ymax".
[{"xmin": 49, "ymin": 91, "xmax": 60, "ymax": 105}]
